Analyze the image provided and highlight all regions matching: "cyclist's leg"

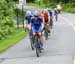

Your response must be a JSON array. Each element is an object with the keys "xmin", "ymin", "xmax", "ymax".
[
  {"xmin": 56, "ymin": 13, "xmax": 58, "ymax": 21},
  {"xmin": 45, "ymin": 20, "xmax": 50, "ymax": 33},
  {"xmin": 38, "ymin": 26, "xmax": 43, "ymax": 49},
  {"xmin": 44, "ymin": 22, "xmax": 49, "ymax": 34},
  {"xmin": 51, "ymin": 18, "xmax": 53, "ymax": 26},
  {"xmin": 31, "ymin": 26, "xmax": 36, "ymax": 43},
  {"xmin": 50, "ymin": 17, "xmax": 53, "ymax": 28},
  {"xmin": 46, "ymin": 22, "xmax": 50, "ymax": 33},
  {"xmin": 45, "ymin": 20, "xmax": 48, "ymax": 30},
  {"xmin": 24, "ymin": 23, "xmax": 28, "ymax": 32}
]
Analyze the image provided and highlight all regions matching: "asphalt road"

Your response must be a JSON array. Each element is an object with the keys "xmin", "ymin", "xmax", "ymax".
[{"xmin": 0, "ymin": 6, "xmax": 75, "ymax": 64}]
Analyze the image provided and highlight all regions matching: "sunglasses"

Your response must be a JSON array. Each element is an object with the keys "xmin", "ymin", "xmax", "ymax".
[{"xmin": 34, "ymin": 16, "xmax": 38, "ymax": 17}]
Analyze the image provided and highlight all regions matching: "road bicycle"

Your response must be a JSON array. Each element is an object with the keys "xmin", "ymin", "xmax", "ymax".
[{"xmin": 33, "ymin": 32, "xmax": 42, "ymax": 57}]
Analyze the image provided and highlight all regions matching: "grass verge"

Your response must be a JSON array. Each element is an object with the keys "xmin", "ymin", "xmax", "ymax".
[{"xmin": 0, "ymin": 28, "xmax": 28, "ymax": 53}]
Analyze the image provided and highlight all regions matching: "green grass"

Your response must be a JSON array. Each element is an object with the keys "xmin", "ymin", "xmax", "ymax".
[{"xmin": 0, "ymin": 28, "xmax": 28, "ymax": 53}]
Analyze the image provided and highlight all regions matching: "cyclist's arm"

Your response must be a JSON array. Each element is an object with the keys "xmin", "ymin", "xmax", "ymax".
[
  {"xmin": 48, "ymin": 13, "xmax": 50, "ymax": 23},
  {"xmin": 28, "ymin": 18, "xmax": 32, "ymax": 30},
  {"xmin": 42, "ymin": 22, "xmax": 44, "ymax": 30},
  {"xmin": 41, "ymin": 18, "xmax": 44, "ymax": 29},
  {"xmin": 24, "ymin": 20, "xmax": 26, "ymax": 28},
  {"xmin": 24, "ymin": 16, "xmax": 27, "ymax": 28},
  {"xmin": 40, "ymin": 14, "xmax": 45, "ymax": 23},
  {"xmin": 42, "ymin": 17, "xmax": 45, "ymax": 24}
]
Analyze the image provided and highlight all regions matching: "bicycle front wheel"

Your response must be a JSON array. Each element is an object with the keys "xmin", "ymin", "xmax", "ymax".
[{"xmin": 36, "ymin": 47, "xmax": 40, "ymax": 57}]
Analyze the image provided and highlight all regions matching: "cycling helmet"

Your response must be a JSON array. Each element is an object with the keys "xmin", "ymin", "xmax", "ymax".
[
  {"xmin": 48, "ymin": 8, "xmax": 52, "ymax": 12},
  {"xmin": 43, "ymin": 9, "xmax": 48, "ymax": 13},
  {"xmin": 26, "ymin": 11, "xmax": 32, "ymax": 16},
  {"xmin": 33, "ymin": 10, "xmax": 40, "ymax": 16},
  {"xmin": 54, "ymin": 8, "xmax": 57, "ymax": 10}
]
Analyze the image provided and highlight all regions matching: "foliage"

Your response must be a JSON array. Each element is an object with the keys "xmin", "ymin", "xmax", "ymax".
[
  {"xmin": 14, "ymin": 8, "xmax": 26, "ymax": 24},
  {"xmin": 63, "ymin": 3, "xmax": 75, "ymax": 13},
  {"xmin": 0, "ymin": 0, "xmax": 15, "ymax": 40},
  {"xmin": 33, "ymin": 0, "xmax": 75, "ymax": 13}
]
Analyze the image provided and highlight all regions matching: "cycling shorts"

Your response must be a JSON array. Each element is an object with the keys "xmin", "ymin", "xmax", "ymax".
[
  {"xmin": 45, "ymin": 20, "xmax": 48, "ymax": 23},
  {"xmin": 31, "ymin": 26, "xmax": 42, "ymax": 32}
]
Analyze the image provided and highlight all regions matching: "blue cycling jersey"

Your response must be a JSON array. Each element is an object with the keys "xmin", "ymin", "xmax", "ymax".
[
  {"xmin": 30, "ymin": 17, "xmax": 43, "ymax": 29},
  {"xmin": 48, "ymin": 10, "xmax": 53, "ymax": 17},
  {"xmin": 24, "ymin": 14, "xmax": 33, "ymax": 24}
]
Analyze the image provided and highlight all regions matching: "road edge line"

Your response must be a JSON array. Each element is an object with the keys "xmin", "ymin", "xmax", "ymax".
[{"xmin": 60, "ymin": 16, "xmax": 75, "ymax": 32}]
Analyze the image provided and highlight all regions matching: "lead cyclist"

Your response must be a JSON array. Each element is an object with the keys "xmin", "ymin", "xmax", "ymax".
[{"xmin": 29, "ymin": 10, "xmax": 44, "ymax": 49}]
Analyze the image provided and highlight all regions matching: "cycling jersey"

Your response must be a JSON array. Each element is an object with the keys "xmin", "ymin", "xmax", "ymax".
[
  {"xmin": 40, "ymin": 13, "xmax": 44, "ymax": 19},
  {"xmin": 48, "ymin": 10, "xmax": 53, "ymax": 17},
  {"xmin": 54, "ymin": 10, "xmax": 58, "ymax": 14},
  {"xmin": 44, "ymin": 13, "xmax": 48, "ymax": 21},
  {"xmin": 30, "ymin": 17, "xmax": 43, "ymax": 32},
  {"xmin": 24, "ymin": 14, "xmax": 33, "ymax": 24}
]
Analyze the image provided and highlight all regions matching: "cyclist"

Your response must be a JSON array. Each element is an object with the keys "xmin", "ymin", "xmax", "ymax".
[
  {"xmin": 54, "ymin": 8, "xmax": 58, "ymax": 21},
  {"xmin": 29, "ymin": 10, "xmax": 44, "ymax": 49},
  {"xmin": 24, "ymin": 11, "xmax": 33, "ymax": 30},
  {"xmin": 43, "ymin": 9, "xmax": 50, "ymax": 34},
  {"xmin": 40, "ymin": 10, "xmax": 45, "ymax": 23},
  {"xmin": 48, "ymin": 8, "xmax": 53, "ymax": 29},
  {"xmin": 24, "ymin": 11, "xmax": 33, "ymax": 43},
  {"xmin": 56, "ymin": 4, "xmax": 61, "ymax": 13}
]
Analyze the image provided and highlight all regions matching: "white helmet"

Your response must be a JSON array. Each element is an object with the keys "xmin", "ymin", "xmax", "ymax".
[
  {"xmin": 26, "ymin": 11, "xmax": 32, "ymax": 16},
  {"xmin": 43, "ymin": 9, "xmax": 48, "ymax": 13},
  {"xmin": 33, "ymin": 10, "xmax": 40, "ymax": 16},
  {"xmin": 54, "ymin": 8, "xmax": 57, "ymax": 10}
]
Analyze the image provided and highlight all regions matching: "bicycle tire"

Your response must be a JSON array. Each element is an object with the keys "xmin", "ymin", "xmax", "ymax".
[
  {"xmin": 35, "ymin": 35, "xmax": 40, "ymax": 57},
  {"xmin": 36, "ymin": 47, "xmax": 40, "ymax": 57}
]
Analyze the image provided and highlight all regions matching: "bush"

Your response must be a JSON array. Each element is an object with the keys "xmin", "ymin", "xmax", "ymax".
[
  {"xmin": 14, "ymin": 8, "xmax": 26, "ymax": 24},
  {"xmin": 0, "ymin": 0, "xmax": 15, "ymax": 40},
  {"xmin": 63, "ymin": 3, "xmax": 75, "ymax": 13}
]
